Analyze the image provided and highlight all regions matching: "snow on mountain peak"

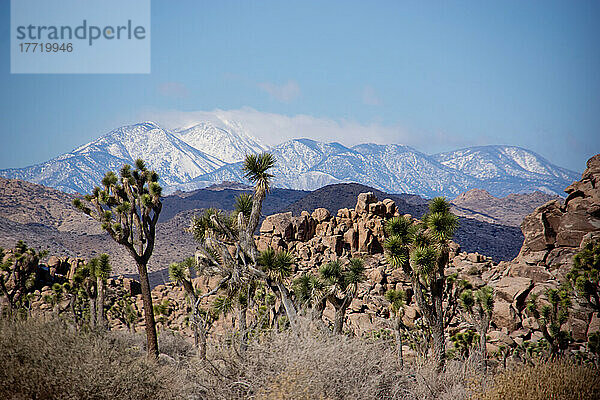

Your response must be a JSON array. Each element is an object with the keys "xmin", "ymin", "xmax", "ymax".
[
  {"xmin": 174, "ymin": 121, "xmax": 266, "ymax": 163},
  {"xmin": 0, "ymin": 122, "xmax": 581, "ymax": 198}
]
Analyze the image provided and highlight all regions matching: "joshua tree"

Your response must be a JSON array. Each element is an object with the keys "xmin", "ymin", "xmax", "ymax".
[
  {"xmin": 73, "ymin": 258, "xmax": 99, "ymax": 329},
  {"xmin": 91, "ymin": 254, "xmax": 112, "ymax": 329},
  {"xmin": 190, "ymin": 153, "xmax": 301, "ymax": 330},
  {"xmin": 385, "ymin": 289, "xmax": 407, "ymax": 366},
  {"xmin": 568, "ymin": 239, "xmax": 599, "ymax": 315},
  {"xmin": 0, "ymin": 241, "xmax": 43, "ymax": 315},
  {"xmin": 256, "ymin": 247, "xmax": 298, "ymax": 328},
  {"xmin": 73, "ymin": 159, "xmax": 162, "ymax": 358},
  {"xmin": 293, "ymin": 273, "xmax": 327, "ymax": 324},
  {"xmin": 527, "ymin": 287, "xmax": 573, "ymax": 358},
  {"xmin": 450, "ymin": 329, "xmax": 479, "ymax": 359},
  {"xmin": 318, "ymin": 258, "xmax": 366, "ymax": 334},
  {"xmin": 109, "ymin": 293, "xmax": 138, "ymax": 333},
  {"xmin": 459, "ymin": 285, "xmax": 494, "ymax": 368},
  {"xmin": 383, "ymin": 197, "xmax": 459, "ymax": 371}
]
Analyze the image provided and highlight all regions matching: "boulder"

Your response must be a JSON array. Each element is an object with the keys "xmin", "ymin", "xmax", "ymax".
[
  {"xmin": 492, "ymin": 301, "xmax": 520, "ymax": 331},
  {"xmin": 355, "ymin": 192, "xmax": 377, "ymax": 215},
  {"xmin": 262, "ymin": 212, "xmax": 294, "ymax": 240},
  {"xmin": 494, "ymin": 276, "xmax": 533, "ymax": 305},
  {"xmin": 508, "ymin": 263, "xmax": 552, "ymax": 283},
  {"xmin": 520, "ymin": 200, "xmax": 563, "ymax": 253},
  {"xmin": 312, "ymin": 208, "xmax": 331, "ymax": 223}
]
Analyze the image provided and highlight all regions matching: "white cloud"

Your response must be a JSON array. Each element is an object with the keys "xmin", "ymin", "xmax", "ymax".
[
  {"xmin": 142, "ymin": 107, "xmax": 424, "ymax": 148},
  {"xmin": 362, "ymin": 85, "xmax": 382, "ymax": 106},
  {"xmin": 257, "ymin": 80, "xmax": 301, "ymax": 102}
]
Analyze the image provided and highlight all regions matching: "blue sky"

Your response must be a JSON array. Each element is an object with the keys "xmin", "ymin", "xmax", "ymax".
[{"xmin": 1, "ymin": 0, "xmax": 598, "ymax": 172}]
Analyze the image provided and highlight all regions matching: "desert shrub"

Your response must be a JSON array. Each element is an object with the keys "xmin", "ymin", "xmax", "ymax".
[
  {"xmin": 188, "ymin": 318, "xmax": 475, "ymax": 400},
  {"xmin": 0, "ymin": 318, "xmax": 188, "ymax": 400},
  {"xmin": 473, "ymin": 359, "xmax": 600, "ymax": 400}
]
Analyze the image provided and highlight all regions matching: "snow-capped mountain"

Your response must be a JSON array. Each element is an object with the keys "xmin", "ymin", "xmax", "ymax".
[
  {"xmin": 174, "ymin": 121, "xmax": 266, "ymax": 163},
  {"xmin": 433, "ymin": 146, "xmax": 580, "ymax": 195},
  {"xmin": 0, "ymin": 121, "xmax": 580, "ymax": 197},
  {"xmin": 0, "ymin": 122, "xmax": 224, "ymax": 193}
]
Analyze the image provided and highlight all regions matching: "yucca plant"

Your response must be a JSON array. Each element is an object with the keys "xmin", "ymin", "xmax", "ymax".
[
  {"xmin": 383, "ymin": 197, "xmax": 460, "ymax": 371},
  {"xmin": 293, "ymin": 273, "xmax": 327, "ymax": 323},
  {"xmin": 567, "ymin": 238, "xmax": 599, "ymax": 314},
  {"xmin": 527, "ymin": 286, "xmax": 573, "ymax": 358},
  {"xmin": 73, "ymin": 159, "xmax": 162, "ymax": 358},
  {"xmin": 0, "ymin": 241, "xmax": 43, "ymax": 314},
  {"xmin": 385, "ymin": 288, "xmax": 407, "ymax": 366},
  {"xmin": 318, "ymin": 258, "xmax": 366, "ymax": 334},
  {"xmin": 459, "ymin": 285, "xmax": 494, "ymax": 369},
  {"xmin": 190, "ymin": 153, "xmax": 302, "ymax": 332}
]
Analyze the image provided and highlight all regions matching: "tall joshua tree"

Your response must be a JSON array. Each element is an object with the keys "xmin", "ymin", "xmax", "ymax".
[
  {"xmin": 384, "ymin": 197, "xmax": 459, "ymax": 371},
  {"xmin": 459, "ymin": 285, "xmax": 494, "ymax": 369},
  {"xmin": 191, "ymin": 153, "xmax": 301, "ymax": 329},
  {"xmin": 73, "ymin": 159, "xmax": 162, "ymax": 358}
]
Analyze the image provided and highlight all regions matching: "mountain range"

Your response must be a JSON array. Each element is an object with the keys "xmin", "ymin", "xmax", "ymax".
[{"xmin": 0, "ymin": 121, "xmax": 580, "ymax": 197}]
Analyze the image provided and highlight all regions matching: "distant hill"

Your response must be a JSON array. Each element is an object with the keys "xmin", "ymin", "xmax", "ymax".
[
  {"xmin": 451, "ymin": 189, "xmax": 561, "ymax": 227},
  {"xmin": 160, "ymin": 185, "xmax": 309, "ymax": 222},
  {"xmin": 281, "ymin": 183, "xmax": 429, "ymax": 217}
]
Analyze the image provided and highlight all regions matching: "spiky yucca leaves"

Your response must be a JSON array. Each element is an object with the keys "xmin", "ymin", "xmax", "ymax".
[
  {"xmin": 318, "ymin": 258, "xmax": 366, "ymax": 334},
  {"xmin": 568, "ymin": 239, "xmax": 599, "ymax": 314},
  {"xmin": 258, "ymin": 248, "xmax": 295, "ymax": 284},
  {"xmin": 242, "ymin": 153, "xmax": 276, "ymax": 195},
  {"xmin": 383, "ymin": 197, "xmax": 460, "ymax": 371},
  {"xmin": 72, "ymin": 159, "xmax": 162, "ymax": 356},
  {"xmin": 0, "ymin": 241, "xmax": 43, "ymax": 314},
  {"xmin": 293, "ymin": 274, "xmax": 325, "ymax": 308},
  {"xmin": 450, "ymin": 329, "xmax": 479, "ymax": 359},
  {"xmin": 527, "ymin": 287, "xmax": 573, "ymax": 357},
  {"xmin": 235, "ymin": 193, "xmax": 253, "ymax": 219},
  {"xmin": 459, "ymin": 285, "xmax": 494, "ymax": 367}
]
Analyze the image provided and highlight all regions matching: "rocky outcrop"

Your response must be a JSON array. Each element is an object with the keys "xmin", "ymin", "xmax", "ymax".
[
  {"xmin": 256, "ymin": 192, "xmax": 398, "ymax": 268},
  {"xmin": 489, "ymin": 154, "xmax": 600, "ymax": 342}
]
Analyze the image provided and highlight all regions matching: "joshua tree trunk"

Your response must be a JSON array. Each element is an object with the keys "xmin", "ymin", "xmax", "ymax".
[
  {"xmin": 96, "ymin": 277, "xmax": 106, "ymax": 329},
  {"xmin": 394, "ymin": 319, "xmax": 404, "ymax": 367},
  {"xmin": 89, "ymin": 297, "xmax": 96, "ymax": 329},
  {"xmin": 275, "ymin": 282, "xmax": 298, "ymax": 328},
  {"xmin": 198, "ymin": 320, "xmax": 208, "ymax": 360},
  {"xmin": 477, "ymin": 324, "xmax": 488, "ymax": 370},
  {"xmin": 137, "ymin": 261, "xmax": 159, "ymax": 359},
  {"xmin": 332, "ymin": 297, "xmax": 351, "ymax": 334},
  {"xmin": 238, "ymin": 305, "xmax": 248, "ymax": 352},
  {"xmin": 430, "ymin": 322, "xmax": 445, "ymax": 372}
]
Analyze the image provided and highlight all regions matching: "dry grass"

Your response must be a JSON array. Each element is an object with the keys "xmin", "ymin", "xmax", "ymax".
[
  {"xmin": 0, "ymin": 318, "xmax": 190, "ymax": 400},
  {"xmin": 2, "ymin": 316, "xmax": 597, "ymax": 400},
  {"xmin": 473, "ymin": 359, "xmax": 600, "ymax": 400},
  {"xmin": 188, "ymin": 319, "xmax": 477, "ymax": 400}
]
